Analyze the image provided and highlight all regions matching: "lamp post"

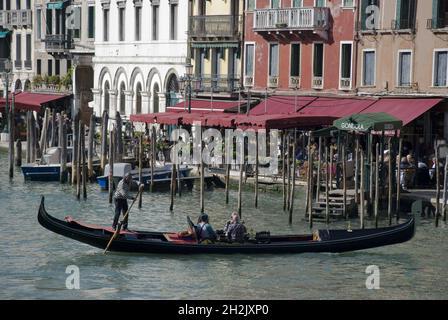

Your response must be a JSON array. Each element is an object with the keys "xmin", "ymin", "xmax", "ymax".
[
  {"xmin": 179, "ymin": 60, "xmax": 194, "ymax": 114},
  {"xmin": 1, "ymin": 59, "xmax": 12, "ymax": 134}
]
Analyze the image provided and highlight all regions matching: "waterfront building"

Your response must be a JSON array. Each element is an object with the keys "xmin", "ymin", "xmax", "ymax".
[
  {"xmin": 189, "ymin": 0, "xmax": 244, "ymax": 99},
  {"xmin": 0, "ymin": 0, "xmax": 34, "ymax": 94},
  {"xmin": 356, "ymin": 0, "xmax": 448, "ymax": 153},
  {"xmin": 243, "ymin": 0, "xmax": 357, "ymax": 95},
  {"xmin": 92, "ymin": 0, "xmax": 188, "ymax": 119}
]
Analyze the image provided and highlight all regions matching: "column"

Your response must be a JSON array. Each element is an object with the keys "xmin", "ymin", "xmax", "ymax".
[
  {"xmin": 124, "ymin": 90, "xmax": 133, "ymax": 116},
  {"xmin": 92, "ymin": 88, "xmax": 102, "ymax": 115},
  {"xmin": 141, "ymin": 91, "xmax": 151, "ymax": 114},
  {"xmin": 158, "ymin": 92, "xmax": 167, "ymax": 113},
  {"xmin": 109, "ymin": 89, "xmax": 118, "ymax": 117}
]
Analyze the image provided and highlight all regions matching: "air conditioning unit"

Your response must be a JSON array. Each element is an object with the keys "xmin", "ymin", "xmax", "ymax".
[
  {"xmin": 268, "ymin": 76, "xmax": 278, "ymax": 88},
  {"xmin": 289, "ymin": 76, "xmax": 301, "ymax": 88}
]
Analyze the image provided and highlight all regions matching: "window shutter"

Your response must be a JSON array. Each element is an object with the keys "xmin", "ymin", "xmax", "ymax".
[
  {"xmin": 361, "ymin": 0, "xmax": 368, "ymax": 30},
  {"xmin": 396, "ymin": 0, "xmax": 401, "ymax": 29},
  {"xmin": 432, "ymin": 0, "xmax": 440, "ymax": 28}
]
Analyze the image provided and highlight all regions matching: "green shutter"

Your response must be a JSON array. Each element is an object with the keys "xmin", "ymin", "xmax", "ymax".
[
  {"xmin": 396, "ymin": 0, "xmax": 402, "ymax": 29},
  {"xmin": 432, "ymin": 0, "xmax": 440, "ymax": 28},
  {"xmin": 361, "ymin": 0, "xmax": 368, "ymax": 30}
]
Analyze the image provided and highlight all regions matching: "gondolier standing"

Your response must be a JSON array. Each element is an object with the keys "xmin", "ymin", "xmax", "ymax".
[{"xmin": 113, "ymin": 173, "xmax": 139, "ymax": 230}]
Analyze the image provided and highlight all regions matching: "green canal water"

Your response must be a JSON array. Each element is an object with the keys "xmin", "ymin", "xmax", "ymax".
[{"xmin": 0, "ymin": 150, "xmax": 447, "ymax": 300}]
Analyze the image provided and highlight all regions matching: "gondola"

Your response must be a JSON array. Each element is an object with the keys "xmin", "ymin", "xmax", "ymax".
[{"xmin": 38, "ymin": 197, "xmax": 415, "ymax": 254}]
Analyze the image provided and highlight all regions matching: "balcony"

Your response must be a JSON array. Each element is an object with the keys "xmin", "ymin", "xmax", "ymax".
[
  {"xmin": 45, "ymin": 34, "xmax": 74, "ymax": 53},
  {"xmin": 189, "ymin": 15, "xmax": 242, "ymax": 39},
  {"xmin": 289, "ymin": 76, "xmax": 301, "ymax": 88},
  {"xmin": 24, "ymin": 60, "xmax": 32, "ymax": 69},
  {"xmin": 15, "ymin": 60, "xmax": 22, "ymax": 70},
  {"xmin": 0, "ymin": 9, "xmax": 32, "ymax": 28},
  {"xmin": 195, "ymin": 74, "xmax": 240, "ymax": 93},
  {"xmin": 427, "ymin": 18, "xmax": 448, "ymax": 32},
  {"xmin": 254, "ymin": 7, "xmax": 330, "ymax": 32},
  {"xmin": 312, "ymin": 77, "xmax": 323, "ymax": 89},
  {"xmin": 268, "ymin": 76, "xmax": 278, "ymax": 88},
  {"xmin": 244, "ymin": 76, "xmax": 254, "ymax": 87},
  {"xmin": 340, "ymin": 78, "xmax": 352, "ymax": 90},
  {"xmin": 391, "ymin": 19, "xmax": 415, "ymax": 32}
]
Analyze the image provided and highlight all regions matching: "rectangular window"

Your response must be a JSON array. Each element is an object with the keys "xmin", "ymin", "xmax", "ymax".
[
  {"xmin": 16, "ymin": 33, "xmax": 21, "ymax": 63},
  {"xmin": 135, "ymin": 6, "xmax": 142, "ymax": 41},
  {"xmin": 290, "ymin": 43, "xmax": 301, "ymax": 77},
  {"xmin": 37, "ymin": 59, "xmax": 42, "ymax": 75},
  {"xmin": 0, "ymin": 1, "xmax": 3, "ymax": 10},
  {"xmin": 26, "ymin": 33, "xmax": 31, "ymax": 63},
  {"xmin": 245, "ymin": 44, "xmax": 255, "ymax": 77},
  {"xmin": 315, "ymin": 0, "xmax": 326, "ymax": 7},
  {"xmin": 46, "ymin": 9, "xmax": 53, "ymax": 35},
  {"xmin": 269, "ymin": 43, "xmax": 279, "ymax": 77},
  {"xmin": 55, "ymin": 59, "xmax": 60, "ymax": 75},
  {"xmin": 56, "ymin": 9, "xmax": 61, "ymax": 35},
  {"xmin": 26, "ymin": 0, "xmax": 30, "ymax": 9},
  {"xmin": 169, "ymin": 4, "xmax": 177, "ymax": 40},
  {"xmin": 118, "ymin": 8, "xmax": 125, "ymax": 41},
  {"xmin": 363, "ymin": 50, "xmax": 376, "ymax": 86},
  {"xmin": 67, "ymin": 59, "xmax": 72, "ymax": 73},
  {"xmin": 88, "ymin": 6, "xmax": 95, "ymax": 39},
  {"xmin": 361, "ymin": 0, "xmax": 380, "ymax": 30},
  {"xmin": 36, "ymin": 9, "xmax": 42, "ymax": 40},
  {"xmin": 152, "ymin": 5, "xmax": 159, "ymax": 40},
  {"xmin": 292, "ymin": 0, "xmax": 303, "ymax": 7},
  {"xmin": 434, "ymin": 51, "xmax": 448, "ymax": 87},
  {"xmin": 48, "ymin": 59, "xmax": 53, "ymax": 76},
  {"xmin": 396, "ymin": 0, "xmax": 416, "ymax": 29},
  {"xmin": 6, "ymin": 0, "xmax": 10, "ymax": 10},
  {"xmin": 340, "ymin": 43, "xmax": 352, "ymax": 79},
  {"xmin": 271, "ymin": 0, "xmax": 280, "ymax": 8},
  {"xmin": 16, "ymin": 0, "xmax": 20, "ymax": 10},
  {"xmin": 433, "ymin": 0, "xmax": 448, "ymax": 28},
  {"xmin": 398, "ymin": 51, "xmax": 412, "ymax": 86},
  {"xmin": 103, "ymin": 9, "xmax": 109, "ymax": 42},
  {"xmin": 343, "ymin": 0, "xmax": 354, "ymax": 7},
  {"xmin": 246, "ymin": 0, "xmax": 256, "ymax": 11},
  {"xmin": 73, "ymin": 7, "xmax": 81, "ymax": 39},
  {"xmin": 313, "ymin": 43, "xmax": 324, "ymax": 77}
]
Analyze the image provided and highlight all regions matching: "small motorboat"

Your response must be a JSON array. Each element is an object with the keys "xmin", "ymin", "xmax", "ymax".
[
  {"xmin": 96, "ymin": 162, "xmax": 192, "ymax": 190},
  {"xmin": 38, "ymin": 197, "xmax": 415, "ymax": 254},
  {"xmin": 21, "ymin": 147, "xmax": 69, "ymax": 181}
]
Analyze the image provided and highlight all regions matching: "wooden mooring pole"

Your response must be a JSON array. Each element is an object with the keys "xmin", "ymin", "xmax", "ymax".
[
  {"xmin": 360, "ymin": 150, "xmax": 365, "ymax": 229},
  {"xmin": 26, "ymin": 111, "xmax": 31, "ymax": 164},
  {"xmin": 15, "ymin": 140, "xmax": 22, "ymax": 167},
  {"xmin": 435, "ymin": 145, "xmax": 440, "ymax": 227},
  {"xmin": 289, "ymin": 130, "xmax": 297, "ymax": 224},
  {"xmin": 396, "ymin": 137, "xmax": 402, "ymax": 223},
  {"xmin": 325, "ymin": 146, "xmax": 330, "ymax": 225},
  {"xmin": 443, "ymin": 155, "xmax": 448, "ymax": 222},
  {"xmin": 108, "ymin": 128, "xmax": 115, "ymax": 204},
  {"xmin": 388, "ymin": 138, "xmax": 393, "ymax": 226},
  {"xmin": 88, "ymin": 113, "xmax": 95, "ymax": 179},
  {"xmin": 308, "ymin": 132, "xmax": 313, "ymax": 229},
  {"xmin": 60, "ymin": 119, "xmax": 67, "ymax": 183},
  {"xmin": 138, "ymin": 136, "xmax": 143, "ymax": 209},
  {"xmin": 375, "ymin": 143, "xmax": 380, "ymax": 228},
  {"xmin": 316, "ymin": 137, "xmax": 322, "ymax": 202},
  {"xmin": 81, "ymin": 124, "xmax": 87, "ymax": 199},
  {"xmin": 342, "ymin": 144, "xmax": 347, "ymax": 219},
  {"xmin": 100, "ymin": 111, "xmax": 109, "ymax": 174},
  {"xmin": 282, "ymin": 132, "xmax": 287, "ymax": 211},
  {"xmin": 254, "ymin": 131, "xmax": 259, "ymax": 208},
  {"xmin": 169, "ymin": 162, "xmax": 176, "ymax": 211},
  {"xmin": 237, "ymin": 160, "xmax": 243, "ymax": 219},
  {"xmin": 76, "ymin": 121, "xmax": 82, "ymax": 200}
]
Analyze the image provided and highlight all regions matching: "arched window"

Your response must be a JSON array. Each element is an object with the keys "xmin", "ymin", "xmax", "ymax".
[
  {"xmin": 24, "ymin": 80, "xmax": 31, "ymax": 92},
  {"xmin": 136, "ymin": 83, "xmax": 142, "ymax": 114},
  {"xmin": 104, "ymin": 81, "xmax": 110, "ymax": 114},
  {"xmin": 119, "ymin": 82, "xmax": 126, "ymax": 114},
  {"xmin": 15, "ymin": 79, "xmax": 22, "ymax": 92},
  {"xmin": 166, "ymin": 74, "xmax": 179, "ymax": 107},
  {"xmin": 153, "ymin": 83, "xmax": 159, "ymax": 113}
]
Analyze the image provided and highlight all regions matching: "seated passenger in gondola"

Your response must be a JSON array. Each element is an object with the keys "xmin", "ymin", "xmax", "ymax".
[
  {"xmin": 223, "ymin": 212, "xmax": 247, "ymax": 243},
  {"xmin": 196, "ymin": 213, "xmax": 217, "ymax": 243}
]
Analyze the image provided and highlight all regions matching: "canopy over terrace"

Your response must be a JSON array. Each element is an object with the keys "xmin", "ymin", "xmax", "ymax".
[
  {"xmin": 0, "ymin": 92, "xmax": 71, "ymax": 113},
  {"xmin": 166, "ymin": 99, "xmax": 246, "ymax": 113}
]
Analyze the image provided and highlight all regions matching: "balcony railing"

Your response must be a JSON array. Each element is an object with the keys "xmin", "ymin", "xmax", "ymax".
[
  {"xmin": 194, "ymin": 74, "xmax": 240, "ymax": 92},
  {"xmin": 254, "ymin": 7, "xmax": 330, "ymax": 31},
  {"xmin": 189, "ymin": 15, "xmax": 241, "ymax": 38},
  {"xmin": 289, "ymin": 76, "xmax": 301, "ymax": 88},
  {"xmin": 45, "ymin": 34, "xmax": 73, "ymax": 52},
  {"xmin": 268, "ymin": 76, "xmax": 279, "ymax": 88},
  {"xmin": 391, "ymin": 19, "xmax": 415, "ymax": 31},
  {"xmin": 244, "ymin": 75, "xmax": 254, "ymax": 88},
  {"xmin": 24, "ymin": 60, "xmax": 32, "ymax": 69},
  {"xmin": 427, "ymin": 18, "xmax": 448, "ymax": 30},
  {"xmin": 0, "ymin": 9, "xmax": 32, "ymax": 28},
  {"xmin": 340, "ymin": 78, "xmax": 352, "ymax": 90},
  {"xmin": 312, "ymin": 76, "xmax": 323, "ymax": 89}
]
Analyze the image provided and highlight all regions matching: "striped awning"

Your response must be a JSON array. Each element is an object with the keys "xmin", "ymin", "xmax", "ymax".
[
  {"xmin": 191, "ymin": 42, "xmax": 239, "ymax": 49},
  {"xmin": 47, "ymin": 0, "xmax": 68, "ymax": 9}
]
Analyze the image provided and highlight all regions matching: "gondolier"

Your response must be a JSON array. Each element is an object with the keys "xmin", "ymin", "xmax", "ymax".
[{"xmin": 113, "ymin": 172, "xmax": 139, "ymax": 230}]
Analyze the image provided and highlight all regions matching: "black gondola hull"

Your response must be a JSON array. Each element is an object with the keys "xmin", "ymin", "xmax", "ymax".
[{"xmin": 38, "ymin": 197, "xmax": 415, "ymax": 254}]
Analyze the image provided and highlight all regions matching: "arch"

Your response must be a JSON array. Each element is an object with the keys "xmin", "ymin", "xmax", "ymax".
[
  {"xmin": 113, "ymin": 67, "xmax": 128, "ymax": 90},
  {"xmin": 98, "ymin": 66, "xmax": 112, "ymax": 88},
  {"xmin": 135, "ymin": 83, "xmax": 142, "ymax": 114},
  {"xmin": 14, "ymin": 79, "xmax": 22, "ymax": 92},
  {"xmin": 119, "ymin": 82, "xmax": 126, "ymax": 114},
  {"xmin": 164, "ymin": 68, "xmax": 180, "ymax": 92},
  {"xmin": 130, "ymin": 67, "xmax": 145, "ymax": 92},
  {"xmin": 146, "ymin": 67, "xmax": 162, "ymax": 93},
  {"xmin": 24, "ymin": 79, "xmax": 31, "ymax": 92}
]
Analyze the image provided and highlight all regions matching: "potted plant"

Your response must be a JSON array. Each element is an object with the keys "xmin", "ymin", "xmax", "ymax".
[
  {"xmin": 32, "ymin": 75, "xmax": 43, "ymax": 89},
  {"xmin": 61, "ymin": 68, "xmax": 73, "ymax": 91}
]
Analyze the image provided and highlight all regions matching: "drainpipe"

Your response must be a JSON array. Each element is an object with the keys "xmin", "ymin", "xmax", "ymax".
[{"xmin": 353, "ymin": 0, "xmax": 361, "ymax": 96}]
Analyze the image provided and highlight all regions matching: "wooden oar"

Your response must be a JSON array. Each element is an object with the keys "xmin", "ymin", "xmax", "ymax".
[{"xmin": 104, "ymin": 184, "xmax": 144, "ymax": 254}]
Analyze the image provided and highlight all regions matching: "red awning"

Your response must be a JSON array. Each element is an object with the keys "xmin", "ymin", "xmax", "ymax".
[
  {"xmin": 0, "ymin": 92, "xmax": 70, "ymax": 112},
  {"xmin": 360, "ymin": 98, "xmax": 444, "ymax": 126},
  {"xmin": 166, "ymin": 99, "xmax": 243, "ymax": 113},
  {"xmin": 298, "ymin": 97, "xmax": 376, "ymax": 117},
  {"xmin": 249, "ymin": 96, "xmax": 317, "ymax": 115},
  {"xmin": 235, "ymin": 113, "xmax": 337, "ymax": 130}
]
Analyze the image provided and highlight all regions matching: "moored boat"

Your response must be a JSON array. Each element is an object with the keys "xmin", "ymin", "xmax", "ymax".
[{"xmin": 38, "ymin": 197, "xmax": 415, "ymax": 254}]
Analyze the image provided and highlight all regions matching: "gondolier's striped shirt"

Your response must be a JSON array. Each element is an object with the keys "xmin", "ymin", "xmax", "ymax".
[{"xmin": 114, "ymin": 179, "xmax": 133, "ymax": 200}]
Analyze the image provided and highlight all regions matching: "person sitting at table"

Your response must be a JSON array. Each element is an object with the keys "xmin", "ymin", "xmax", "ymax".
[{"xmin": 223, "ymin": 212, "xmax": 247, "ymax": 243}]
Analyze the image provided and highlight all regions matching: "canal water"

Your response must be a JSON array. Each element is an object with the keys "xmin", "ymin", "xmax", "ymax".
[{"xmin": 0, "ymin": 149, "xmax": 447, "ymax": 300}]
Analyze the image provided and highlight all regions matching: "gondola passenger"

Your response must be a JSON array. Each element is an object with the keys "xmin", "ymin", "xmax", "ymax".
[
  {"xmin": 196, "ymin": 213, "xmax": 217, "ymax": 243},
  {"xmin": 223, "ymin": 212, "xmax": 247, "ymax": 243}
]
